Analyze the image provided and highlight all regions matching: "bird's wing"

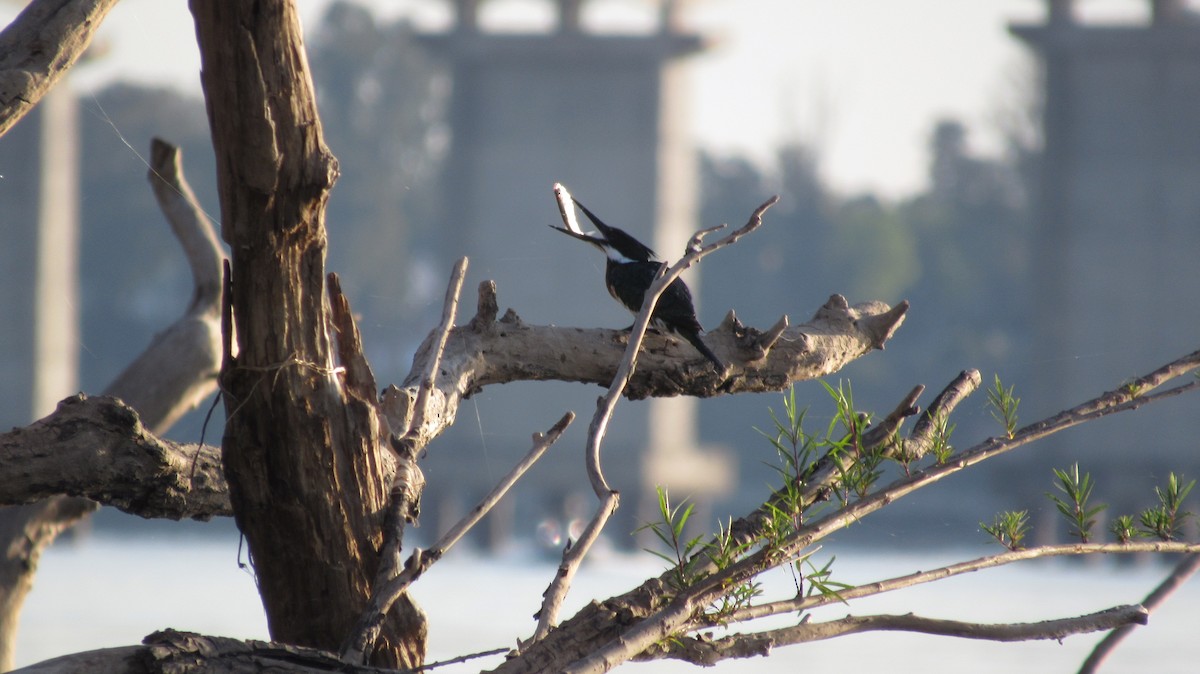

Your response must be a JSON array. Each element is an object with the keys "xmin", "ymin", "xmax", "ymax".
[{"xmin": 656, "ymin": 280, "xmax": 704, "ymax": 334}]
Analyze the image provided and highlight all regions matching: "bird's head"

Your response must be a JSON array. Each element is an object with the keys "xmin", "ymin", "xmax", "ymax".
[{"xmin": 550, "ymin": 195, "xmax": 658, "ymax": 264}]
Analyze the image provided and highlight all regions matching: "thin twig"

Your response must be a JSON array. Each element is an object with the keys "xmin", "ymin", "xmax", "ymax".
[
  {"xmin": 338, "ymin": 260, "xmax": 468, "ymax": 665},
  {"xmin": 397, "ymin": 258, "xmax": 469, "ymax": 457},
  {"xmin": 725, "ymin": 541, "xmax": 1200, "ymax": 625},
  {"xmin": 643, "ymin": 606, "xmax": 1148, "ymax": 666},
  {"xmin": 410, "ymin": 646, "xmax": 510, "ymax": 672},
  {"xmin": 1078, "ymin": 552, "xmax": 1200, "ymax": 674},
  {"xmin": 340, "ymin": 413, "xmax": 574, "ymax": 664},
  {"xmin": 530, "ymin": 191, "xmax": 779, "ymax": 643}
]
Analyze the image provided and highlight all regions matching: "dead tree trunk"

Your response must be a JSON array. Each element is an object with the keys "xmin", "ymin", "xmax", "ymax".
[{"xmin": 189, "ymin": 1, "xmax": 424, "ymax": 667}]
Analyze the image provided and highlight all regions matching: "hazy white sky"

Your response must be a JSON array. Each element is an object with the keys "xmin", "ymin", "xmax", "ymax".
[{"xmin": 31, "ymin": 0, "xmax": 1172, "ymax": 197}]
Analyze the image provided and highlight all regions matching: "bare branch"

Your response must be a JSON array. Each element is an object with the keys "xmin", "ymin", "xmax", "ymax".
[
  {"xmin": 340, "ymin": 412, "xmax": 574, "ymax": 665},
  {"xmin": 147, "ymin": 139, "xmax": 224, "ymax": 311},
  {"xmin": 909, "ymin": 369, "xmax": 982, "ymax": 449},
  {"xmin": 335, "ymin": 260, "xmax": 472, "ymax": 665},
  {"xmin": 0, "ymin": 0, "xmax": 118, "ymax": 138},
  {"xmin": 390, "ymin": 258, "xmax": 469, "ymax": 455},
  {"xmin": 726, "ymin": 541, "xmax": 1200, "ymax": 625},
  {"xmin": 643, "ymin": 606, "xmax": 1149, "ymax": 666},
  {"xmin": 0, "ymin": 395, "xmax": 230, "ymax": 519},
  {"xmin": 105, "ymin": 139, "xmax": 226, "ymax": 432},
  {"xmin": 369, "ymin": 259, "xmax": 470, "ymax": 607},
  {"xmin": 1079, "ymin": 552, "xmax": 1200, "ymax": 674},
  {"xmin": 531, "ymin": 264, "xmax": 663, "ymax": 640},
  {"xmin": 860, "ymin": 384, "xmax": 924, "ymax": 450}
]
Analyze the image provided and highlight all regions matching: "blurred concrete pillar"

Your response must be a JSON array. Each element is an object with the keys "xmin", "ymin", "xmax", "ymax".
[
  {"xmin": 1047, "ymin": 0, "xmax": 1075, "ymax": 25},
  {"xmin": 0, "ymin": 85, "xmax": 81, "ymax": 427},
  {"xmin": 1009, "ymin": 10, "xmax": 1200, "ymax": 507},
  {"xmin": 1150, "ymin": 0, "xmax": 1187, "ymax": 25}
]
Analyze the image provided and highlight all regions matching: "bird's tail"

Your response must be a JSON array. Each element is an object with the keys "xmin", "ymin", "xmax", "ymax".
[{"xmin": 681, "ymin": 330, "xmax": 725, "ymax": 371}]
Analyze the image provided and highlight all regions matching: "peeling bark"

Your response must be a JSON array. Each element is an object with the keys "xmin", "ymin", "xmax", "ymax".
[{"xmin": 189, "ymin": 1, "xmax": 421, "ymax": 666}]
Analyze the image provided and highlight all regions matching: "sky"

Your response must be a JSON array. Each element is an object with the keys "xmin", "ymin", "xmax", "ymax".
[{"xmin": 26, "ymin": 0, "xmax": 1171, "ymax": 198}]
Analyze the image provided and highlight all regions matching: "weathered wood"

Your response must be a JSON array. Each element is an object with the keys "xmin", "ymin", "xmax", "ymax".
[
  {"xmin": 0, "ymin": 0, "xmax": 118, "ymax": 138},
  {"xmin": 188, "ymin": 1, "xmax": 422, "ymax": 666},
  {"xmin": 12, "ymin": 629, "xmax": 378, "ymax": 674},
  {"xmin": 0, "ymin": 296, "xmax": 903, "ymax": 519},
  {"xmin": 384, "ymin": 289, "xmax": 907, "ymax": 455},
  {"xmin": 0, "ymin": 395, "xmax": 229, "ymax": 519}
]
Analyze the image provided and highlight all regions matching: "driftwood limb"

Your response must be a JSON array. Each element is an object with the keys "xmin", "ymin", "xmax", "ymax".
[
  {"xmin": 381, "ymin": 289, "xmax": 905, "ymax": 460},
  {"xmin": 106, "ymin": 138, "xmax": 226, "ymax": 432},
  {"xmin": 0, "ymin": 395, "xmax": 229, "ymax": 519},
  {"xmin": 0, "ymin": 0, "xmax": 118, "ymax": 138}
]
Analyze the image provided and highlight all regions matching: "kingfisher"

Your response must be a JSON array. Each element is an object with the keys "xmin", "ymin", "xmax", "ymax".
[{"xmin": 550, "ymin": 185, "xmax": 725, "ymax": 371}]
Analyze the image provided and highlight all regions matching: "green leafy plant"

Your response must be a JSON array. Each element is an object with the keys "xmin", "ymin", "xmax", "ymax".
[
  {"xmin": 820, "ymin": 381, "xmax": 882, "ymax": 502},
  {"xmin": 1109, "ymin": 514, "xmax": 1138, "ymax": 544},
  {"xmin": 986, "ymin": 374, "xmax": 1020, "ymax": 439},
  {"xmin": 981, "ymin": 510, "xmax": 1029, "ymax": 551},
  {"xmin": 705, "ymin": 518, "xmax": 762, "ymax": 621},
  {"xmin": 637, "ymin": 487, "xmax": 705, "ymax": 589},
  {"xmin": 1047, "ymin": 463, "xmax": 1107, "ymax": 543},
  {"xmin": 928, "ymin": 411, "xmax": 956, "ymax": 465},
  {"xmin": 1139, "ymin": 473, "xmax": 1195, "ymax": 541},
  {"xmin": 1121, "ymin": 379, "xmax": 1146, "ymax": 398},
  {"xmin": 794, "ymin": 549, "xmax": 852, "ymax": 604},
  {"xmin": 755, "ymin": 385, "xmax": 818, "ymax": 529}
]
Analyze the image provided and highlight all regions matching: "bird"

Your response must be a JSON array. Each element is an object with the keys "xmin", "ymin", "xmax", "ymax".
[{"xmin": 550, "ymin": 187, "xmax": 725, "ymax": 371}]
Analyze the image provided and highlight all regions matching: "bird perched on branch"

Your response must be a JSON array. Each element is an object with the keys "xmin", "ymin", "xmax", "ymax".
[{"xmin": 550, "ymin": 184, "xmax": 725, "ymax": 371}]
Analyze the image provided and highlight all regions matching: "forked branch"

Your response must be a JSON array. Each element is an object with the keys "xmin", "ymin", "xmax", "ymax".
[{"xmin": 341, "ymin": 412, "xmax": 574, "ymax": 664}]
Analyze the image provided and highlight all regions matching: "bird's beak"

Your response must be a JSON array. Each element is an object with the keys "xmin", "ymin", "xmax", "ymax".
[{"xmin": 549, "ymin": 224, "xmax": 607, "ymax": 247}]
